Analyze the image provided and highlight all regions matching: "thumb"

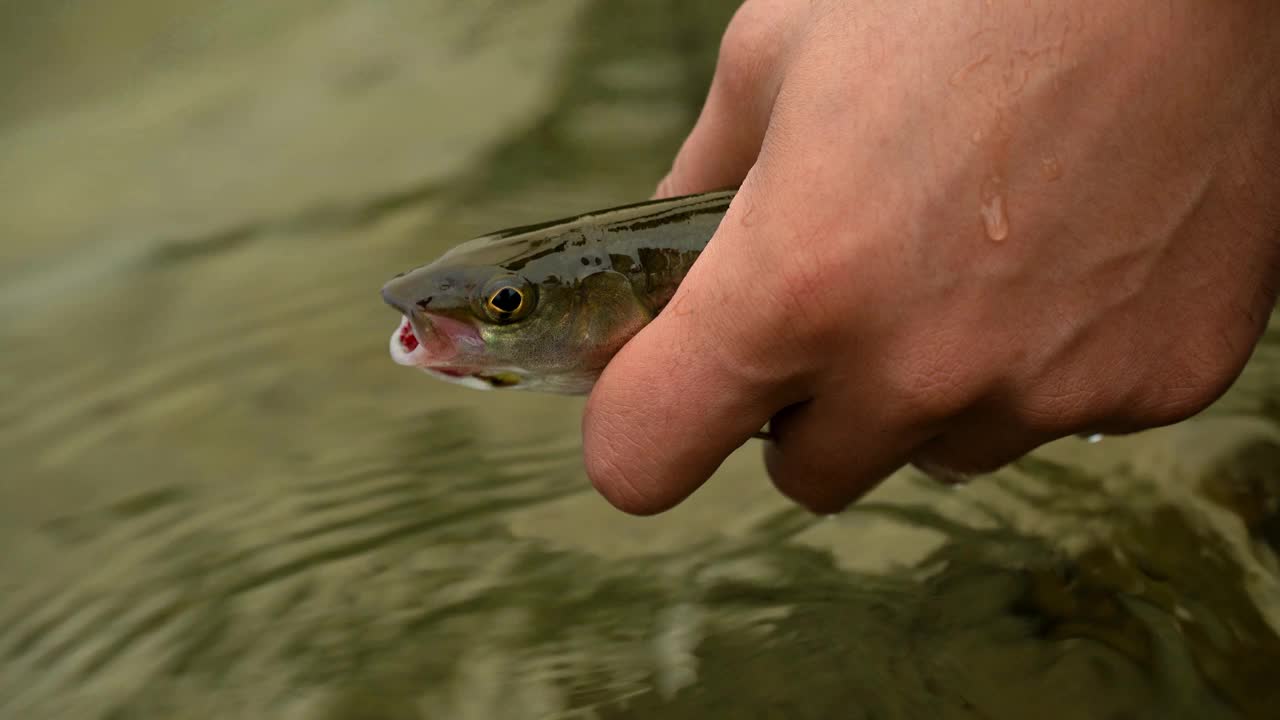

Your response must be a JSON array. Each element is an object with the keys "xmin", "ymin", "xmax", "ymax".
[{"xmin": 582, "ymin": 183, "xmax": 798, "ymax": 514}]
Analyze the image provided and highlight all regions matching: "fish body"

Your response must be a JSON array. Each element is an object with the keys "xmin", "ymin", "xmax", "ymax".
[{"xmin": 380, "ymin": 189, "xmax": 736, "ymax": 393}]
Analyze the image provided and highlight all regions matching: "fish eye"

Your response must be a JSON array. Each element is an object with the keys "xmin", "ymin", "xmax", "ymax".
[
  {"xmin": 488, "ymin": 287, "xmax": 523, "ymax": 314},
  {"xmin": 479, "ymin": 277, "xmax": 535, "ymax": 323}
]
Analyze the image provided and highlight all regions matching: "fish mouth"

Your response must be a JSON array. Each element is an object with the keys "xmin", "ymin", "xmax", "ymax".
[
  {"xmin": 389, "ymin": 315, "xmax": 467, "ymax": 369},
  {"xmin": 387, "ymin": 315, "xmax": 525, "ymax": 390},
  {"xmin": 389, "ymin": 315, "xmax": 428, "ymax": 367},
  {"xmin": 382, "ymin": 278, "xmax": 465, "ymax": 366},
  {"xmin": 387, "ymin": 314, "xmax": 488, "ymax": 374}
]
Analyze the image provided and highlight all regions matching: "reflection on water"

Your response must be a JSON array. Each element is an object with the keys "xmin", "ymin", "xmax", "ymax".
[{"xmin": 1, "ymin": 1, "xmax": 1278, "ymax": 718}]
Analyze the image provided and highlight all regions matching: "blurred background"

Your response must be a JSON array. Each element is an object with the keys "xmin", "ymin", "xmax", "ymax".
[{"xmin": 1, "ymin": 2, "xmax": 1279, "ymax": 718}]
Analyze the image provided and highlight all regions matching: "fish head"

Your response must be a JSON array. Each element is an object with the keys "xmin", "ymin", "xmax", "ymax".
[{"xmin": 380, "ymin": 254, "xmax": 650, "ymax": 394}]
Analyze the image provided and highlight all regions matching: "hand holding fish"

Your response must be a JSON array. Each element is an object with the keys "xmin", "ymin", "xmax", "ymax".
[{"xmin": 581, "ymin": 0, "xmax": 1280, "ymax": 513}]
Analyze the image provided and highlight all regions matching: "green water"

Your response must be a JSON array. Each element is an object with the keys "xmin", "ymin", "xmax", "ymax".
[{"xmin": 2, "ymin": 2, "xmax": 1279, "ymax": 718}]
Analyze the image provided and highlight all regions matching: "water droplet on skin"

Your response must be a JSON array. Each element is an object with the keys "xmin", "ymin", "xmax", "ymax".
[
  {"xmin": 980, "ymin": 193, "xmax": 1008, "ymax": 241},
  {"xmin": 1040, "ymin": 155, "xmax": 1062, "ymax": 181},
  {"xmin": 979, "ymin": 173, "xmax": 1009, "ymax": 242}
]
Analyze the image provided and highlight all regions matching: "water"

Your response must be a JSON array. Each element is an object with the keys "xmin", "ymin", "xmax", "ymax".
[
  {"xmin": 2, "ymin": 2, "xmax": 1279, "ymax": 718},
  {"xmin": 980, "ymin": 175, "xmax": 1009, "ymax": 242}
]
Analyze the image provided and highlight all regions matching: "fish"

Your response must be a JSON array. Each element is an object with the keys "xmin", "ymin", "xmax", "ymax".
[{"xmin": 380, "ymin": 189, "xmax": 737, "ymax": 394}]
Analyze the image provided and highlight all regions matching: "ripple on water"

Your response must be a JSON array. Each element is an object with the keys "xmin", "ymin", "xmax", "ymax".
[{"xmin": 0, "ymin": 404, "xmax": 586, "ymax": 712}]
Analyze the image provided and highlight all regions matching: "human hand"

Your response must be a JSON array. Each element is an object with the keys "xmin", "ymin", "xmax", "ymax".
[{"xmin": 583, "ymin": 0, "xmax": 1280, "ymax": 514}]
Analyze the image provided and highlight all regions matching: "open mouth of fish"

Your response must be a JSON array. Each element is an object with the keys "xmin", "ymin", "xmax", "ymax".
[
  {"xmin": 387, "ymin": 316, "xmax": 520, "ymax": 389},
  {"xmin": 389, "ymin": 316, "xmax": 469, "ymax": 377}
]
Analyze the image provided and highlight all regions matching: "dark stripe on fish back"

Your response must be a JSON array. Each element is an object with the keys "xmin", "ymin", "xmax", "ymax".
[
  {"xmin": 606, "ymin": 206, "xmax": 726, "ymax": 234},
  {"xmin": 493, "ymin": 190, "xmax": 736, "ymax": 280},
  {"xmin": 490, "ymin": 190, "xmax": 735, "ymax": 240},
  {"xmin": 502, "ymin": 240, "xmax": 570, "ymax": 271}
]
